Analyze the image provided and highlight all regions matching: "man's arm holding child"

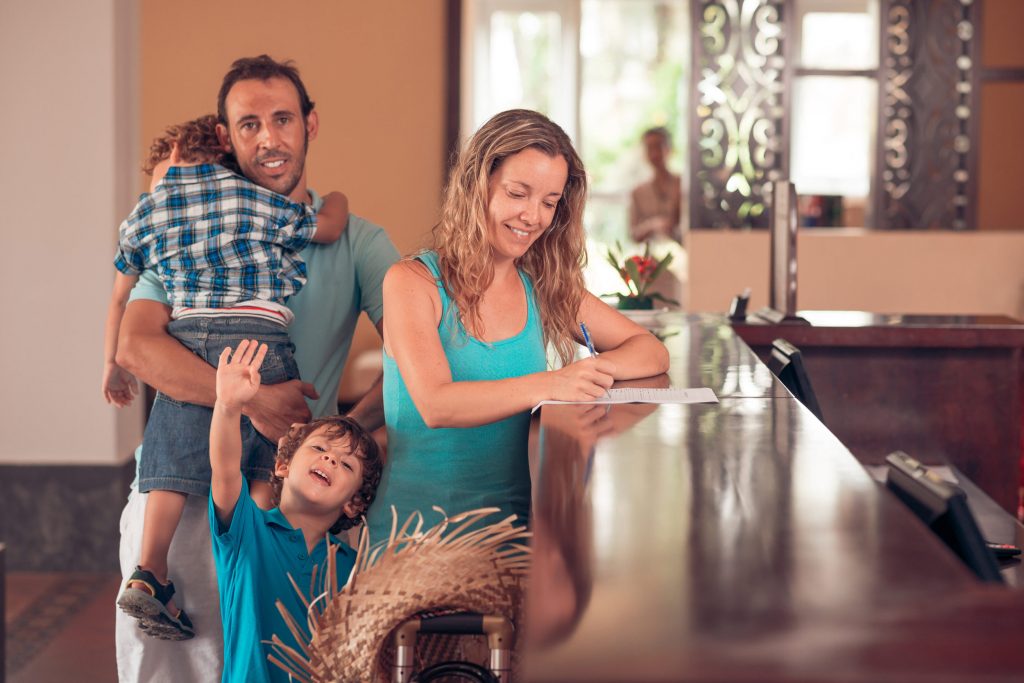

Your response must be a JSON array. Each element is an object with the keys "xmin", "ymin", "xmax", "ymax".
[
  {"xmin": 210, "ymin": 340, "xmax": 268, "ymax": 526},
  {"xmin": 311, "ymin": 190, "xmax": 349, "ymax": 244},
  {"xmin": 102, "ymin": 272, "xmax": 140, "ymax": 407},
  {"xmin": 118, "ymin": 297, "xmax": 316, "ymax": 440},
  {"xmin": 344, "ymin": 319, "xmax": 386, "ymax": 432}
]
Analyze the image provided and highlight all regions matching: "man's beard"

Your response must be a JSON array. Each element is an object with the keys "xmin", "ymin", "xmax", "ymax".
[{"xmin": 232, "ymin": 127, "xmax": 309, "ymax": 198}]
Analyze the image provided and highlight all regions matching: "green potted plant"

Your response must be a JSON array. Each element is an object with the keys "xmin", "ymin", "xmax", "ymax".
[{"xmin": 604, "ymin": 240, "xmax": 678, "ymax": 310}]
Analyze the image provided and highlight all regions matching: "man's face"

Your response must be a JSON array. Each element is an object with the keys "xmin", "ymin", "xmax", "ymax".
[{"xmin": 216, "ymin": 77, "xmax": 318, "ymax": 201}]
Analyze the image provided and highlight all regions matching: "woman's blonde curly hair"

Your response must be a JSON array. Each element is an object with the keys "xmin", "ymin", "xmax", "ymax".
[{"xmin": 431, "ymin": 109, "xmax": 588, "ymax": 366}]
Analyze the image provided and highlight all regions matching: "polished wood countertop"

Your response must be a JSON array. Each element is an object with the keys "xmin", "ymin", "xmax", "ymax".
[
  {"xmin": 731, "ymin": 309, "xmax": 1024, "ymax": 513},
  {"xmin": 733, "ymin": 310, "xmax": 1024, "ymax": 348},
  {"xmin": 522, "ymin": 315, "xmax": 1024, "ymax": 682}
]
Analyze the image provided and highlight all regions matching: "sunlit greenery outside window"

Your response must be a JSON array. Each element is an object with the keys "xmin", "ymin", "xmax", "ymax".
[{"xmin": 463, "ymin": 0, "xmax": 690, "ymax": 299}]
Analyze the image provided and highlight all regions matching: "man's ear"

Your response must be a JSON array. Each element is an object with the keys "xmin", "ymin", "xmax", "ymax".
[
  {"xmin": 215, "ymin": 123, "xmax": 233, "ymax": 153},
  {"xmin": 305, "ymin": 110, "xmax": 319, "ymax": 143}
]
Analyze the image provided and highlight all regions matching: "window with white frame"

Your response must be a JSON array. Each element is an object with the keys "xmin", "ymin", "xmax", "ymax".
[{"xmin": 790, "ymin": 0, "xmax": 879, "ymax": 227}]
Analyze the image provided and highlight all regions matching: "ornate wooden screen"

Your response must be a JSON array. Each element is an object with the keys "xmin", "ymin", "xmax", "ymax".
[
  {"xmin": 690, "ymin": 0, "xmax": 789, "ymax": 229},
  {"xmin": 877, "ymin": 0, "xmax": 977, "ymax": 230},
  {"xmin": 689, "ymin": 0, "xmax": 979, "ymax": 230}
]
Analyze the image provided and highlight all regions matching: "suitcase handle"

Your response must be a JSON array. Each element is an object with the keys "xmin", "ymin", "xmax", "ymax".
[
  {"xmin": 418, "ymin": 612, "xmax": 486, "ymax": 635},
  {"xmin": 393, "ymin": 611, "xmax": 516, "ymax": 683}
]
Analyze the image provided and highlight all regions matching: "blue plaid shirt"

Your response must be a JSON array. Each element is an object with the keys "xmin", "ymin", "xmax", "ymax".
[{"xmin": 114, "ymin": 163, "xmax": 317, "ymax": 309}]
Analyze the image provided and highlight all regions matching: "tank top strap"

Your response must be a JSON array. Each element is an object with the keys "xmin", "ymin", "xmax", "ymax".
[
  {"xmin": 517, "ymin": 269, "xmax": 539, "ymax": 327},
  {"xmin": 415, "ymin": 250, "xmax": 540, "ymax": 341},
  {"xmin": 413, "ymin": 251, "xmax": 453, "ymax": 322}
]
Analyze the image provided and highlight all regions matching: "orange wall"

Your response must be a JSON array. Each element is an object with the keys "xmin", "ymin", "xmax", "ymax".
[
  {"xmin": 140, "ymin": 1, "xmax": 447, "ymax": 393},
  {"xmin": 978, "ymin": 82, "xmax": 1024, "ymax": 230},
  {"xmin": 982, "ymin": 0, "xmax": 1024, "ymax": 68},
  {"xmin": 977, "ymin": 0, "xmax": 1024, "ymax": 231}
]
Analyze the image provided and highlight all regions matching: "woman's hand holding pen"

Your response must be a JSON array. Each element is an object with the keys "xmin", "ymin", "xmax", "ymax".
[{"xmin": 547, "ymin": 357, "xmax": 615, "ymax": 402}]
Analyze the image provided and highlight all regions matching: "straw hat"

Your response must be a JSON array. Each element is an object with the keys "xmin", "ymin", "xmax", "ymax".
[{"xmin": 268, "ymin": 507, "xmax": 531, "ymax": 683}]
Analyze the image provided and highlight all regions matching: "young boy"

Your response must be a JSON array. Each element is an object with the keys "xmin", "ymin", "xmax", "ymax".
[
  {"xmin": 108, "ymin": 115, "xmax": 349, "ymax": 639},
  {"xmin": 210, "ymin": 339, "xmax": 382, "ymax": 683}
]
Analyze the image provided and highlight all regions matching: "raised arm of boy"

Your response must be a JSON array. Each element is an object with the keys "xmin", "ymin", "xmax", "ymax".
[
  {"xmin": 311, "ymin": 191, "xmax": 349, "ymax": 244},
  {"xmin": 102, "ymin": 271, "xmax": 141, "ymax": 407},
  {"xmin": 210, "ymin": 340, "xmax": 269, "ymax": 528}
]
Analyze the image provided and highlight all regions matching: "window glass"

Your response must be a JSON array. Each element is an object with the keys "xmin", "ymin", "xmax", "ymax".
[
  {"xmin": 579, "ymin": 0, "xmax": 689, "ymax": 245},
  {"xmin": 795, "ymin": 0, "xmax": 878, "ymax": 70},
  {"xmin": 791, "ymin": 76, "xmax": 876, "ymax": 225},
  {"xmin": 800, "ymin": 13, "xmax": 876, "ymax": 70},
  {"xmin": 487, "ymin": 12, "xmax": 563, "ymax": 120}
]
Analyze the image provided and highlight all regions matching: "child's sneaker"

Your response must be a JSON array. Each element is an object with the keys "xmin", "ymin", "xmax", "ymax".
[{"xmin": 117, "ymin": 566, "xmax": 195, "ymax": 640}]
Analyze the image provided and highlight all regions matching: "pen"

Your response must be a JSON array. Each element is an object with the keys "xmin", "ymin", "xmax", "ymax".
[
  {"xmin": 579, "ymin": 322, "xmax": 611, "ymax": 399},
  {"xmin": 579, "ymin": 321, "xmax": 598, "ymax": 357}
]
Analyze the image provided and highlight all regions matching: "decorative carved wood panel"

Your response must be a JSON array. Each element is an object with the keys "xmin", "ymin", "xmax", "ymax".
[
  {"xmin": 690, "ymin": 0, "xmax": 788, "ymax": 229},
  {"xmin": 878, "ymin": 0, "xmax": 976, "ymax": 229}
]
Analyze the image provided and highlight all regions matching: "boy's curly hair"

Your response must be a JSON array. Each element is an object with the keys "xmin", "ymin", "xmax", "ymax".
[
  {"xmin": 271, "ymin": 416, "xmax": 383, "ymax": 534},
  {"xmin": 142, "ymin": 114, "xmax": 226, "ymax": 175}
]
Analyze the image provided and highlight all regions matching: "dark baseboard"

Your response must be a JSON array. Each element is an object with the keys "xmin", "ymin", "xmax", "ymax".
[{"xmin": 0, "ymin": 461, "xmax": 136, "ymax": 571}]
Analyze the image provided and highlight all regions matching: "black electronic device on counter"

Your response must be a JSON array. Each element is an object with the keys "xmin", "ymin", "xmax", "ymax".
[
  {"xmin": 728, "ymin": 287, "xmax": 750, "ymax": 321},
  {"xmin": 885, "ymin": 451, "xmax": 1004, "ymax": 584}
]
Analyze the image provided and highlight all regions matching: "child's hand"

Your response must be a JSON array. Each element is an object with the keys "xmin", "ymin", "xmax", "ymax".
[
  {"xmin": 311, "ymin": 191, "xmax": 349, "ymax": 245},
  {"xmin": 102, "ymin": 361, "xmax": 138, "ymax": 408},
  {"xmin": 215, "ymin": 340, "xmax": 268, "ymax": 412},
  {"xmin": 321, "ymin": 191, "xmax": 348, "ymax": 213}
]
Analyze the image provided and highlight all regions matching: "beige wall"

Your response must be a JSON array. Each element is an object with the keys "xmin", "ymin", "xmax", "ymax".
[
  {"xmin": 0, "ymin": 0, "xmax": 143, "ymax": 465},
  {"xmin": 140, "ymin": 1, "xmax": 448, "ymax": 394},
  {"xmin": 687, "ymin": 230, "xmax": 1024, "ymax": 317}
]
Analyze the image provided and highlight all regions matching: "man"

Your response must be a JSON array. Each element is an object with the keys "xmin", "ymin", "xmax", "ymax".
[{"xmin": 114, "ymin": 55, "xmax": 398, "ymax": 682}]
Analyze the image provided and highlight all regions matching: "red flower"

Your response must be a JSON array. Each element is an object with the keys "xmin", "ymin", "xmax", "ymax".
[{"xmin": 630, "ymin": 255, "xmax": 657, "ymax": 277}]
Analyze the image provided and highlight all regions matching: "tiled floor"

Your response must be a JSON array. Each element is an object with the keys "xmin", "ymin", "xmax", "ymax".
[{"xmin": 5, "ymin": 572, "xmax": 121, "ymax": 683}]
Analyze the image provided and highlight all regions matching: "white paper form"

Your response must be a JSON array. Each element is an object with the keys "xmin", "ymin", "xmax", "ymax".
[{"xmin": 531, "ymin": 387, "xmax": 718, "ymax": 413}]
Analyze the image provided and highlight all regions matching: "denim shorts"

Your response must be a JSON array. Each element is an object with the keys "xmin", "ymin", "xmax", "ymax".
[{"xmin": 138, "ymin": 316, "xmax": 300, "ymax": 497}]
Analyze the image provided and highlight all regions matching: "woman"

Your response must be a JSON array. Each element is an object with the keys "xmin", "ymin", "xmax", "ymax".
[{"xmin": 366, "ymin": 110, "xmax": 669, "ymax": 542}]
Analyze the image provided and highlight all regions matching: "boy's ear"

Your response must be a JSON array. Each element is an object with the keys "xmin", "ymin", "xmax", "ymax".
[
  {"xmin": 273, "ymin": 460, "xmax": 289, "ymax": 478},
  {"xmin": 342, "ymin": 498, "xmax": 363, "ymax": 519}
]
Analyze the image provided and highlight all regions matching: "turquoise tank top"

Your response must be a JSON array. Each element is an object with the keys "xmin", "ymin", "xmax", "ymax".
[{"xmin": 366, "ymin": 251, "xmax": 546, "ymax": 543}]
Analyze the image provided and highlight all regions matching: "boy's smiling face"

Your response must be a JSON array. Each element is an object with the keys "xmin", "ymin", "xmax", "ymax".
[{"xmin": 275, "ymin": 425, "xmax": 364, "ymax": 521}]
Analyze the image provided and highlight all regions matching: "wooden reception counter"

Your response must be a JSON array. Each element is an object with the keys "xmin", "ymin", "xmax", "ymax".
[
  {"xmin": 733, "ymin": 311, "xmax": 1024, "ymax": 513},
  {"xmin": 522, "ymin": 315, "xmax": 1024, "ymax": 682}
]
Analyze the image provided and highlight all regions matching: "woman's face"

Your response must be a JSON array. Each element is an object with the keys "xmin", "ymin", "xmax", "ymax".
[{"xmin": 486, "ymin": 147, "xmax": 568, "ymax": 263}]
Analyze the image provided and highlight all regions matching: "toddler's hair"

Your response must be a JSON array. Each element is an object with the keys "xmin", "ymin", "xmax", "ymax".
[
  {"xmin": 271, "ymin": 416, "xmax": 383, "ymax": 533},
  {"xmin": 142, "ymin": 114, "xmax": 225, "ymax": 175}
]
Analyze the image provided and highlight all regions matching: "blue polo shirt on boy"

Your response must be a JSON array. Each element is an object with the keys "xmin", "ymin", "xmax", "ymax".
[{"xmin": 210, "ymin": 478, "xmax": 356, "ymax": 683}]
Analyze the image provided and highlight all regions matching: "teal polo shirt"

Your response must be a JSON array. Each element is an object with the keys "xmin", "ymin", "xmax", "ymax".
[
  {"xmin": 210, "ymin": 478, "xmax": 356, "ymax": 683},
  {"xmin": 126, "ymin": 197, "xmax": 399, "ymax": 485}
]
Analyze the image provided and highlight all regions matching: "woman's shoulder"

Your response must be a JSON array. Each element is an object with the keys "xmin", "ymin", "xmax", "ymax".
[{"xmin": 386, "ymin": 255, "xmax": 438, "ymax": 292}]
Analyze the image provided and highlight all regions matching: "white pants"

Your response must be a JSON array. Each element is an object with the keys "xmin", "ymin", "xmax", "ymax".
[{"xmin": 116, "ymin": 488, "xmax": 223, "ymax": 682}]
